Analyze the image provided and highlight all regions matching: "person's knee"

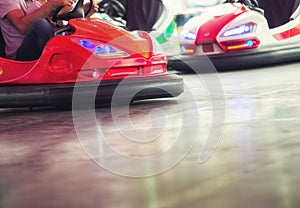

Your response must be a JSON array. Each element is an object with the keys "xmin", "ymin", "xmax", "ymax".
[
  {"xmin": 31, "ymin": 18, "xmax": 53, "ymax": 55},
  {"xmin": 32, "ymin": 18, "xmax": 53, "ymax": 36}
]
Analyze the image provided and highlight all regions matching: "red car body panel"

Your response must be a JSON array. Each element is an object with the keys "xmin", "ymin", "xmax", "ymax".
[
  {"xmin": 0, "ymin": 18, "xmax": 168, "ymax": 84},
  {"xmin": 195, "ymin": 6, "xmax": 247, "ymax": 47},
  {"xmin": 0, "ymin": 18, "xmax": 184, "ymax": 107}
]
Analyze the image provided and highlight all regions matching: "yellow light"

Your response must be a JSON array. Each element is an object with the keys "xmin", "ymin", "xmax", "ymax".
[
  {"xmin": 186, "ymin": 49, "xmax": 194, "ymax": 53},
  {"xmin": 95, "ymin": 52, "xmax": 129, "ymax": 58},
  {"xmin": 140, "ymin": 52, "xmax": 150, "ymax": 59},
  {"xmin": 227, "ymin": 44, "xmax": 248, "ymax": 51},
  {"xmin": 0, "ymin": 67, "xmax": 3, "ymax": 75}
]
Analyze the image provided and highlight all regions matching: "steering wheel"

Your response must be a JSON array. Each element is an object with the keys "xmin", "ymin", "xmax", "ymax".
[
  {"xmin": 241, "ymin": 0, "xmax": 259, "ymax": 7},
  {"xmin": 52, "ymin": 0, "xmax": 93, "ymax": 22},
  {"xmin": 225, "ymin": 0, "xmax": 259, "ymax": 7},
  {"xmin": 98, "ymin": 0, "xmax": 126, "ymax": 19}
]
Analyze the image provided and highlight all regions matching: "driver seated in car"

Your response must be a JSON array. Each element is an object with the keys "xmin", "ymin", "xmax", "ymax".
[{"xmin": 0, "ymin": 0, "xmax": 98, "ymax": 61}]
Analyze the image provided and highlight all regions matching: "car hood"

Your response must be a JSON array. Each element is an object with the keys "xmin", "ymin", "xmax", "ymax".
[{"xmin": 68, "ymin": 18, "xmax": 152, "ymax": 54}]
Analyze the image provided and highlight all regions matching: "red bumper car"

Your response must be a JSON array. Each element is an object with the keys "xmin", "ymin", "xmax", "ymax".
[{"xmin": 0, "ymin": 0, "xmax": 183, "ymax": 107}]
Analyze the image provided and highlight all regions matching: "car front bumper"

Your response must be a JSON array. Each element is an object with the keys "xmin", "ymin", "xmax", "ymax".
[
  {"xmin": 168, "ymin": 45, "xmax": 300, "ymax": 71},
  {"xmin": 0, "ymin": 74, "xmax": 183, "ymax": 107}
]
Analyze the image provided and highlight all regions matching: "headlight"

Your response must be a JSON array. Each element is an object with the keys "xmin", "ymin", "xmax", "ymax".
[
  {"xmin": 72, "ymin": 38, "xmax": 129, "ymax": 58},
  {"xmin": 182, "ymin": 31, "xmax": 197, "ymax": 40},
  {"xmin": 221, "ymin": 23, "xmax": 257, "ymax": 37}
]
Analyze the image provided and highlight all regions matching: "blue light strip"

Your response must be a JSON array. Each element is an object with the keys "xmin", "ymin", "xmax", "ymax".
[
  {"xmin": 78, "ymin": 39, "xmax": 128, "ymax": 57},
  {"xmin": 222, "ymin": 23, "xmax": 255, "ymax": 37},
  {"xmin": 184, "ymin": 32, "xmax": 197, "ymax": 40}
]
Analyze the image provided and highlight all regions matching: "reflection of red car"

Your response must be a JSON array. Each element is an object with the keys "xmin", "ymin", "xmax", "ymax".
[
  {"xmin": 0, "ymin": 1, "xmax": 183, "ymax": 107},
  {"xmin": 169, "ymin": 1, "xmax": 300, "ymax": 71}
]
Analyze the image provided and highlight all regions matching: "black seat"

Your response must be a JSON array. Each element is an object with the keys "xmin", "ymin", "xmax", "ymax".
[
  {"xmin": 259, "ymin": 0, "xmax": 297, "ymax": 28},
  {"xmin": 124, "ymin": 0, "xmax": 163, "ymax": 31},
  {"xmin": 0, "ymin": 28, "xmax": 5, "ymax": 58}
]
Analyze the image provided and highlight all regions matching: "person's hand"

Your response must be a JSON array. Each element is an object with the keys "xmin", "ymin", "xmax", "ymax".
[
  {"xmin": 85, "ymin": 2, "xmax": 99, "ymax": 17},
  {"xmin": 48, "ymin": 0, "xmax": 75, "ymax": 8}
]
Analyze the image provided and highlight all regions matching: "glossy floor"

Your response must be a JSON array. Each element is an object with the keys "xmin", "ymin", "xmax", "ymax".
[{"xmin": 0, "ymin": 63, "xmax": 300, "ymax": 208}]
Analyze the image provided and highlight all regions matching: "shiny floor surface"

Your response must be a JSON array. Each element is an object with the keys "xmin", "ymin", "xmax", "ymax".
[{"xmin": 1, "ymin": 63, "xmax": 300, "ymax": 208}]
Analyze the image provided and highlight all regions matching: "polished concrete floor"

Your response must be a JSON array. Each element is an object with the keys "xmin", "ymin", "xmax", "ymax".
[{"xmin": 0, "ymin": 63, "xmax": 300, "ymax": 208}]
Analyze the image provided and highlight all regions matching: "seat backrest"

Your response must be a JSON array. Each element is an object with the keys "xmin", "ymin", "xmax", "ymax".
[
  {"xmin": 125, "ymin": 0, "xmax": 164, "ymax": 31},
  {"xmin": 0, "ymin": 28, "xmax": 5, "ymax": 58},
  {"xmin": 291, "ymin": 1, "xmax": 300, "ymax": 20},
  {"xmin": 259, "ymin": 0, "xmax": 296, "ymax": 28}
]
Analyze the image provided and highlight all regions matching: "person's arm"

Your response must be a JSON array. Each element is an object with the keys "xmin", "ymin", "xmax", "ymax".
[
  {"xmin": 47, "ymin": 0, "xmax": 99, "ymax": 22},
  {"xmin": 6, "ymin": 0, "xmax": 74, "ymax": 34}
]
